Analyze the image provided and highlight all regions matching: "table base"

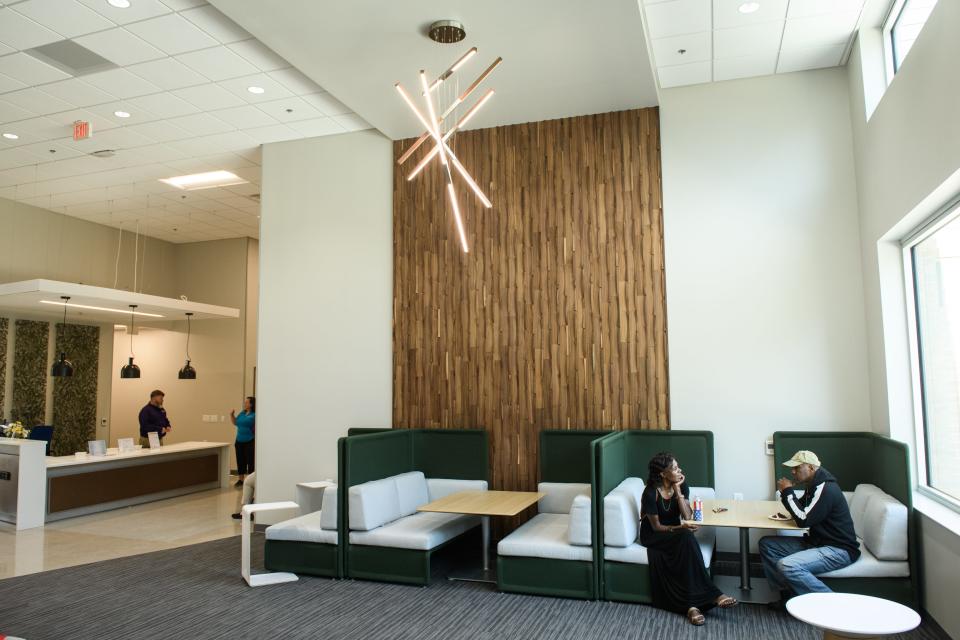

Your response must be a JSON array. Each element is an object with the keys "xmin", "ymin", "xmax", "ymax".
[
  {"xmin": 713, "ymin": 574, "xmax": 781, "ymax": 604},
  {"xmin": 447, "ymin": 568, "xmax": 497, "ymax": 585},
  {"xmin": 823, "ymin": 632, "xmax": 879, "ymax": 640}
]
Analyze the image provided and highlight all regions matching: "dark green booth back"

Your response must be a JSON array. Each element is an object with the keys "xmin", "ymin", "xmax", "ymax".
[
  {"xmin": 540, "ymin": 430, "xmax": 611, "ymax": 483},
  {"xmin": 595, "ymin": 431, "xmax": 715, "ymax": 498}
]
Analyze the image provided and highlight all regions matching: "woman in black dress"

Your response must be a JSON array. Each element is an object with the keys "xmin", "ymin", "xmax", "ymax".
[{"xmin": 640, "ymin": 452, "xmax": 737, "ymax": 625}]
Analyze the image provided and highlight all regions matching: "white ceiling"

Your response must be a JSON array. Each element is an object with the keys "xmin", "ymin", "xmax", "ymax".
[
  {"xmin": 0, "ymin": 0, "xmax": 372, "ymax": 244},
  {"xmin": 642, "ymin": 0, "xmax": 869, "ymax": 88},
  {"xmin": 209, "ymin": 0, "xmax": 661, "ymax": 140}
]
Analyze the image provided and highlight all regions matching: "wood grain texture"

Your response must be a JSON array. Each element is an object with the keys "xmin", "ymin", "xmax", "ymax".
[
  {"xmin": 418, "ymin": 490, "xmax": 545, "ymax": 517},
  {"xmin": 393, "ymin": 108, "xmax": 669, "ymax": 497}
]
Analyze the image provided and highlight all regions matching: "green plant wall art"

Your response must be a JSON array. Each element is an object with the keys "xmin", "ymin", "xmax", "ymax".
[
  {"xmin": 12, "ymin": 319, "xmax": 48, "ymax": 427},
  {"xmin": 52, "ymin": 324, "xmax": 100, "ymax": 456}
]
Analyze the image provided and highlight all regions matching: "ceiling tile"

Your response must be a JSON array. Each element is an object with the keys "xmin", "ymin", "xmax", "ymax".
[
  {"xmin": 713, "ymin": 53, "xmax": 777, "ymax": 81},
  {"xmin": 160, "ymin": 0, "xmax": 207, "ymax": 10},
  {"xmin": 2, "ymin": 88, "xmax": 74, "ymax": 116},
  {"xmin": 651, "ymin": 31, "xmax": 712, "ymax": 66},
  {"xmin": 644, "ymin": 0, "xmax": 711, "ymax": 39},
  {"xmin": 83, "ymin": 68, "xmax": 163, "ymax": 98},
  {"xmin": 301, "ymin": 92, "xmax": 352, "ymax": 116},
  {"xmin": 168, "ymin": 131, "xmax": 258, "ymax": 156},
  {"xmin": 211, "ymin": 104, "xmax": 277, "ymax": 129},
  {"xmin": 714, "ymin": 21, "xmax": 784, "ymax": 59},
  {"xmin": 781, "ymin": 12, "xmax": 860, "ymax": 49},
  {"xmin": 254, "ymin": 96, "xmax": 323, "ymax": 123},
  {"xmin": 777, "ymin": 44, "xmax": 845, "ymax": 73},
  {"xmin": 173, "ymin": 83, "xmax": 246, "ymax": 111},
  {"xmin": 85, "ymin": 103, "xmax": 160, "ymax": 126},
  {"xmin": 126, "ymin": 92, "xmax": 199, "ymax": 119},
  {"xmin": 125, "ymin": 142, "xmax": 186, "ymax": 163},
  {"xmin": 65, "ymin": 125, "xmax": 156, "ymax": 151},
  {"xmin": 0, "ymin": 52, "xmax": 71, "ymax": 84},
  {"xmin": 0, "ymin": 7, "xmax": 63, "ymax": 50},
  {"xmin": 288, "ymin": 117, "xmax": 344, "ymax": 138},
  {"xmin": 219, "ymin": 73, "xmax": 293, "ymax": 103},
  {"xmin": 267, "ymin": 67, "xmax": 322, "ymax": 95},
  {"xmin": 787, "ymin": 0, "xmax": 866, "ymax": 19},
  {"xmin": 74, "ymin": 27, "xmax": 166, "ymax": 66},
  {"xmin": 12, "ymin": 0, "xmax": 116, "ymax": 38},
  {"xmin": 227, "ymin": 39, "xmax": 289, "ymax": 72},
  {"xmin": 125, "ymin": 13, "xmax": 219, "ymax": 55},
  {"xmin": 180, "ymin": 5, "xmax": 251, "ymax": 44},
  {"xmin": 243, "ymin": 123, "xmax": 299, "ymax": 145},
  {"xmin": 0, "ymin": 43, "xmax": 15, "ymax": 57},
  {"xmin": 76, "ymin": 0, "xmax": 172, "ymax": 24},
  {"xmin": 175, "ymin": 45, "xmax": 259, "ymax": 81},
  {"xmin": 50, "ymin": 108, "xmax": 120, "ymax": 135},
  {"xmin": 713, "ymin": 0, "xmax": 788, "ymax": 29},
  {"xmin": 657, "ymin": 60, "xmax": 712, "ymax": 88},
  {"xmin": 167, "ymin": 112, "xmax": 233, "ymax": 136},
  {"xmin": 124, "ymin": 121, "xmax": 193, "ymax": 144},
  {"xmin": 331, "ymin": 113, "xmax": 371, "ymax": 132},
  {"xmin": 126, "ymin": 58, "xmax": 208, "ymax": 91},
  {"xmin": 39, "ymin": 78, "xmax": 118, "ymax": 108},
  {"xmin": 14, "ymin": 139, "xmax": 85, "ymax": 162},
  {"xmin": 0, "ymin": 72, "xmax": 27, "ymax": 93}
]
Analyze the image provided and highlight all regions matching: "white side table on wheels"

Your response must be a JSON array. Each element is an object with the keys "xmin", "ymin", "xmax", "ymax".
[
  {"xmin": 241, "ymin": 501, "xmax": 300, "ymax": 587},
  {"xmin": 787, "ymin": 593, "xmax": 921, "ymax": 639}
]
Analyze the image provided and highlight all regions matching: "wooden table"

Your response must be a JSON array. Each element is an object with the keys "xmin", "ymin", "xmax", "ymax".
[
  {"xmin": 787, "ymin": 593, "xmax": 920, "ymax": 639},
  {"xmin": 685, "ymin": 499, "xmax": 803, "ymax": 603},
  {"xmin": 418, "ymin": 490, "xmax": 544, "ymax": 583}
]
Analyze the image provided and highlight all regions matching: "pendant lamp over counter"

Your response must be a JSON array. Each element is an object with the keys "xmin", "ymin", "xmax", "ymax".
[
  {"xmin": 178, "ymin": 312, "xmax": 196, "ymax": 380},
  {"xmin": 120, "ymin": 304, "xmax": 141, "ymax": 379},
  {"xmin": 51, "ymin": 295, "xmax": 74, "ymax": 378}
]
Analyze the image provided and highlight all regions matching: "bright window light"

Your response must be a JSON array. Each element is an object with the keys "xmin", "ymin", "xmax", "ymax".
[
  {"xmin": 159, "ymin": 170, "xmax": 248, "ymax": 191},
  {"xmin": 885, "ymin": 0, "xmax": 939, "ymax": 77},
  {"xmin": 40, "ymin": 300, "xmax": 164, "ymax": 318}
]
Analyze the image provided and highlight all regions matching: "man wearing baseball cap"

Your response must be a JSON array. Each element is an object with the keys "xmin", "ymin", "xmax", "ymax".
[{"xmin": 759, "ymin": 450, "xmax": 860, "ymax": 609}]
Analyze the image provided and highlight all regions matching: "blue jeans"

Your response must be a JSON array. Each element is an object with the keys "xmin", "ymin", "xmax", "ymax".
[{"xmin": 758, "ymin": 535, "xmax": 853, "ymax": 596}]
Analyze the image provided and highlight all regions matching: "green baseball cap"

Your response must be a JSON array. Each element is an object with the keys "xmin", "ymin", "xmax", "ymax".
[{"xmin": 783, "ymin": 450, "xmax": 821, "ymax": 467}]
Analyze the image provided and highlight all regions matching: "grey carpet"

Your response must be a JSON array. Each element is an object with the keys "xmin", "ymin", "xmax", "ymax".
[{"xmin": 0, "ymin": 536, "xmax": 949, "ymax": 640}]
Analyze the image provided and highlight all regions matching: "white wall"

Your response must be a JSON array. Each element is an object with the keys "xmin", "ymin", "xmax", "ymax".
[
  {"xmin": 256, "ymin": 130, "xmax": 393, "ymax": 507},
  {"xmin": 660, "ymin": 69, "xmax": 872, "ymax": 550},
  {"xmin": 847, "ymin": 1, "xmax": 960, "ymax": 636}
]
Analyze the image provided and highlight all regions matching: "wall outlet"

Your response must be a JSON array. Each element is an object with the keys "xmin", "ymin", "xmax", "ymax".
[
  {"xmin": 765, "ymin": 438, "xmax": 775, "ymax": 456},
  {"xmin": 100, "ymin": 418, "xmax": 107, "ymax": 427},
  {"xmin": 733, "ymin": 492, "xmax": 744, "ymax": 501}
]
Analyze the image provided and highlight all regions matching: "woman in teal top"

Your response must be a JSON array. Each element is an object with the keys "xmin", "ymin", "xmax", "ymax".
[{"xmin": 230, "ymin": 396, "xmax": 255, "ymax": 487}]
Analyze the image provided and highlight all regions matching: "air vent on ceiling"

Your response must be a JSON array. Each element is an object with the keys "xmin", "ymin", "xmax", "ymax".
[
  {"xmin": 90, "ymin": 149, "xmax": 116, "ymax": 158},
  {"xmin": 25, "ymin": 41, "xmax": 116, "ymax": 77}
]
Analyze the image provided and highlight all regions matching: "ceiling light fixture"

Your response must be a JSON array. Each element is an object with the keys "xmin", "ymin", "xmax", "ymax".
[
  {"xmin": 159, "ymin": 170, "xmax": 248, "ymax": 191},
  {"xmin": 247, "ymin": 86, "xmax": 265, "ymax": 94},
  {"xmin": 39, "ymin": 299, "xmax": 164, "ymax": 318},
  {"xmin": 2, "ymin": 133, "xmax": 18, "ymax": 140},
  {"xmin": 738, "ymin": 2, "xmax": 760, "ymax": 13},
  {"xmin": 178, "ymin": 312, "xmax": 196, "ymax": 380},
  {"xmin": 107, "ymin": 0, "xmax": 131, "ymax": 8},
  {"xmin": 395, "ymin": 44, "xmax": 500, "ymax": 254},
  {"xmin": 114, "ymin": 110, "xmax": 130, "ymax": 118},
  {"xmin": 428, "ymin": 20, "xmax": 466, "ymax": 44},
  {"xmin": 51, "ymin": 296, "xmax": 75, "ymax": 378},
  {"xmin": 120, "ymin": 305, "xmax": 141, "ymax": 379}
]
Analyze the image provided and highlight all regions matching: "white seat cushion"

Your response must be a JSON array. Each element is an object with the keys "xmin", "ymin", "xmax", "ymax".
[
  {"xmin": 538, "ymin": 482, "xmax": 591, "ymax": 514},
  {"xmin": 818, "ymin": 543, "xmax": 909, "ymax": 578},
  {"xmin": 568, "ymin": 494, "xmax": 592, "ymax": 546},
  {"xmin": 849, "ymin": 484, "xmax": 884, "ymax": 539},
  {"xmin": 862, "ymin": 493, "xmax": 908, "ymax": 561},
  {"xmin": 266, "ymin": 510, "xmax": 338, "ymax": 545},
  {"xmin": 320, "ymin": 485, "xmax": 338, "ymax": 530},
  {"xmin": 394, "ymin": 471, "xmax": 429, "ymax": 517},
  {"xmin": 604, "ymin": 530, "xmax": 714, "ymax": 568},
  {"xmin": 603, "ymin": 477, "xmax": 645, "ymax": 547},
  {"xmin": 349, "ymin": 512, "xmax": 479, "ymax": 551},
  {"xmin": 498, "ymin": 513, "xmax": 593, "ymax": 561},
  {"xmin": 349, "ymin": 476, "xmax": 402, "ymax": 531},
  {"xmin": 426, "ymin": 478, "xmax": 489, "ymax": 501}
]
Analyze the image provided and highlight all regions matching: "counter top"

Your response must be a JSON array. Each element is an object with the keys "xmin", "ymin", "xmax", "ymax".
[
  {"xmin": 0, "ymin": 437, "xmax": 47, "ymax": 453},
  {"xmin": 46, "ymin": 441, "xmax": 231, "ymax": 468}
]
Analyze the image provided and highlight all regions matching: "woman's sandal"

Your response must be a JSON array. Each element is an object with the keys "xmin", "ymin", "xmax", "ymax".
[
  {"xmin": 687, "ymin": 607, "xmax": 706, "ymax": 626},
  {"xmin": 716, "ymin": 595, "xmax": 738, "ymax": 608}
]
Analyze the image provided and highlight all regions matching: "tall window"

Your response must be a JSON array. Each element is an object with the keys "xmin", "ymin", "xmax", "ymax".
[
  {"xmin": 905, "ymin": 199, "xmax": 960, "ymax": 509},
  {"xmin": 884, "ymin": 0, "xmax": 939, "ymax": 76}
]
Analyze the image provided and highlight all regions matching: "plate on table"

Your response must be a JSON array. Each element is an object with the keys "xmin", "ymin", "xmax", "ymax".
[{"xmin": 768, "ymin": 513, "xmax": 791, "ymax": 521}]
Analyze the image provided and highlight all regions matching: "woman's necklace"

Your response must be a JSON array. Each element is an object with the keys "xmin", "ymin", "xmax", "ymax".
[{"xmin": 657, "ymin": 486, "xmax": 674, "ymax": 512}]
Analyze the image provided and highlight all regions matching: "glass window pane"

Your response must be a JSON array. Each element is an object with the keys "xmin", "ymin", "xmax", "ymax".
[
  {"xmin": 892, "ymin": 0, "xmax": 939, "ymax": 71},
  {"xmin": 912, "ymin": 212, "xmax": 960, "ymax": 503}
]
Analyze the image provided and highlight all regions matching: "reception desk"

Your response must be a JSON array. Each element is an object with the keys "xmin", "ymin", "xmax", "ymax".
[{"xmin": 0, "ymin": 440, "xmax": 231, "ymax": 528}]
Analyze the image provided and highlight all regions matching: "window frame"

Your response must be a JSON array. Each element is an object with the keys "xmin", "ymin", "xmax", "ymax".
[
  {"xmin": 882, "ymin": 0, "xmax": 906, "ymax": 81},
  {"xmin": 902, "ymin": 193, "xmax": 960, "ymax": 513}
]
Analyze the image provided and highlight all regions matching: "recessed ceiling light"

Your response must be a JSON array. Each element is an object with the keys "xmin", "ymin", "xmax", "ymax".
[
  {"xmin": 247, "ymin": 86, "xmax": 265, "ymax": 94},
  {"xmin": 114, "ymin": 110, "xmax": 130, "ymax": 118},
  {"xmin": 738, "ymin": 2, "xmax": 760, "ymax": 13},
  {"xmin": 107, "ymin": 0, "xmax": 131, "ymax": 8},
  {"xmin": 2, "ymin": 132, "xmax": 18, "ymax": 140},
  {"xmin": 159, "ymin": 170, "xmax": 249, "ymax": 191}
]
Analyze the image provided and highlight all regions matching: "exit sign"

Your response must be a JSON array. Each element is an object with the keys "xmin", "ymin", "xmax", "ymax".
[{"xmin": 73, "ymin": 120, "xmax": 91, "ymax": 141}]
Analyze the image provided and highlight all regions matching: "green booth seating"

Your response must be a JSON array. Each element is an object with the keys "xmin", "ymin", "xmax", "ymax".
[
  {"xmin": 773, "ymin": 431, "xmax": 919, "ymax": 607},
  {"xmin": 496, "ymin": 429, "xmax": 610, "ymax": 600},
  {"xmin": 346, "ymin": 428, "xmax": 391, "ymax": 436},
  {"xmin": 593, "ymin": 430, "xmax": 716, "ymax": 603},
  {"xmin": 341, "ymin": 428, "xmax": 489, "ymax": 585}
]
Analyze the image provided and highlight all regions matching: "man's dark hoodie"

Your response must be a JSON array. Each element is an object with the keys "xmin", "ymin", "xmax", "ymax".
[{"xmin": 780, "ymin": 467, "xmax": 861, "ymax": 562}]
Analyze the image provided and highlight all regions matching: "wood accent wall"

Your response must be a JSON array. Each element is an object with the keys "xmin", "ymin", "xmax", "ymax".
[{"xmin": 393, "ymin": 108, "xmax": 669, "ymax": 493}]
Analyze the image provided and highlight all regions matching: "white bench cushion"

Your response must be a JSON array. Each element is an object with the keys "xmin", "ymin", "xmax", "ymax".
[
  {"xmin": 538, "ymin": 482, "xmax": 591, "ymax": 514},
  {"xmin": 498, "ymin": 513, "xmax": 593, "ymax": 561},
  {"xmin": 426, "ymin": 478, "xmax": 489, "ymax": 501},
  {"xmin": 394, "ymin": 471, "xmax": 429, "ymax": 517},
  {"xmin": 568, "ymin": 494, "xmax": 592, "ymax": 546},
  {"xmin": 319, "ymin": 485, "xmax": 338, "ymax": 530},
  {"xmin": 348, "ymin": 512, "xmax": 479, "ymax": 551},
  {"xmin": 604, "ymin": 528, "xmax": 715, "ymax": 568},
  {"xmin": 849, "ymin": 484, "xmax": 884, "ymax": 539},
  {"xmin": 266, "ymin": 510, "xmax": 338, "ymax": 545},
  {"xmin": 862, "ymin": 492, "xmax": 908, "ymax": 561},
  {"xmin": 349, "ymin": 476, "xmax": 402, "ymax": 531},
  {"xmin": 603, "ymin": 477, "xmax": 645, "ymax": 547},
  {"xmin": 818, "ymin": 543, "xmax": 909, "ymax": 578}
]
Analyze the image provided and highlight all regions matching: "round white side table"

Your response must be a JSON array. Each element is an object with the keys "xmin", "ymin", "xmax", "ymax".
[{"xmin": 786, "ymin": 593, "xmax": 921, "ymax": 639}]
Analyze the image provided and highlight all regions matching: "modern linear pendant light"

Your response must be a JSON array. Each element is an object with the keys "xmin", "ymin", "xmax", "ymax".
[
  {"xmin": 178, "ymin": 312, "xmax": 196, "ymax": 380},
  {"xmin": 120, "ymin": 304, "xmax": 141, "ymax": 379},
  {"xmin": 50, "ymin": 295, "xmax": 74, "ymax": 378},
  {"xmin": 395, "ymin": 22, "xmax": 501, "ymax": 254}
]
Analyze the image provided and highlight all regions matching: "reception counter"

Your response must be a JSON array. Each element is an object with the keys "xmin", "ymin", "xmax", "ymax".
[{"xmin": 1, "ymin": 440, "xmax": 231, "ymax": 528}]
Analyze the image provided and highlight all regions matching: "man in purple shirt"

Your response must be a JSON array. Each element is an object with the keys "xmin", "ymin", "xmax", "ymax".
[{"xmin": 139, "ymin": 389, "xmax": 171, "ymax": 447}]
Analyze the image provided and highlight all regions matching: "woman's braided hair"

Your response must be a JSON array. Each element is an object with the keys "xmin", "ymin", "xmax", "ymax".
[{"xmin": 647, "ymin": 451, "xmax": 676, "ymax": 487}]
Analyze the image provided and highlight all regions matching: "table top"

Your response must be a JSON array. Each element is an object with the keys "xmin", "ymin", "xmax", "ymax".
[
  {"xmin": 787, "ymin": 593, "xmax": 921, "ymax": 636},
  {"xmin": 418, "ymin": 490, "xmax": 545, "ymax": 516},
  {"xmin": 683, "ymin": 499, "xmax": 804, "ymax": 530},
  {"xmin": 46, "ymin": 441, "xmax": 231, "ymax": 468}
]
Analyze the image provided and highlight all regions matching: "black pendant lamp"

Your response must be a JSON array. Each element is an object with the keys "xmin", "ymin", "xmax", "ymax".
[
  {"xmin": 51, "ymin": 295, "xmax": 74, "ymax": 378},
  {"xmin": 120, "ymin": 304, "xmax": 141, "ymax": 379},
  {"xmin": 178, "ymin": 312, "xmax": 196, "ymax": 380}
]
